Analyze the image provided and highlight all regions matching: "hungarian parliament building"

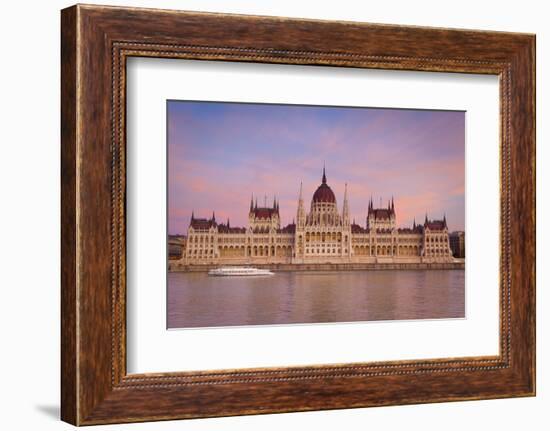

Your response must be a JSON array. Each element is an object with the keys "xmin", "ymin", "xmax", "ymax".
[{"xmin": 176, "ymin": 168, "xmax": 454, "ymax": 266}]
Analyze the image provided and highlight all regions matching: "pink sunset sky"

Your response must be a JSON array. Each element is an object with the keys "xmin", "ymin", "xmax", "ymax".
[{"xmin": 168, "ymin": 101, "xmax": 465, "ymax": 235}]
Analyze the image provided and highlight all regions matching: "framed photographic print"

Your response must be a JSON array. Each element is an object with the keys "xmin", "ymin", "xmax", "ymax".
[
  {"xmin": 61, "ymin": 4, "xmax": 535, "ymax": 425},
  {"xmin": 165, "ymin": 101, "xmax": 465, "ymax": 330}
]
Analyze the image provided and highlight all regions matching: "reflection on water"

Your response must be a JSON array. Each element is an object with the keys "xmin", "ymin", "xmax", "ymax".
[{"xmin": 167, "ymin": 270, "xmax": 465, "ymax": 329}]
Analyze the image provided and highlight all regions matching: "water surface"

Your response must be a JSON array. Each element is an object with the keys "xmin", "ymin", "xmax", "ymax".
[{"xmin": 167, "ymin": 270, "xmax": 465, "ymax": 329}]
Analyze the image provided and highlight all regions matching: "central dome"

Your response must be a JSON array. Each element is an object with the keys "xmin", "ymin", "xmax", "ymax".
[{"xmin": 312, "ymin": 167, "xmax": 336, "ymax": 203}]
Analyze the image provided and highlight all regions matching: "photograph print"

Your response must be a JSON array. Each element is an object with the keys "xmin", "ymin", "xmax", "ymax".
[{"xmin": 167, "ymin": 101, "xmax": 466, "ymax": 329}]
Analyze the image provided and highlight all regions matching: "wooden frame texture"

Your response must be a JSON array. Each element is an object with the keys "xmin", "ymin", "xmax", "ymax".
[{"xmin": 61, "ymin": 4, "xmax": 536, "ymax": 425}]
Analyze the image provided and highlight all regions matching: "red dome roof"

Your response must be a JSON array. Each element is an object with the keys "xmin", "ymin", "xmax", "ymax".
[
  {"xmin": 312, "ymin": 183, "xmax": 336, "ymax": 203},
  {"xmin": 312, "ymin": 167, "xmax": 336, "ymax": 203}
]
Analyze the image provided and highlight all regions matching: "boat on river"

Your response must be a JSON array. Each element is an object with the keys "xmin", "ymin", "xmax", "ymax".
[{"xmin": 208, "ymin": 266, "xmax": 274, "ymax": 277}]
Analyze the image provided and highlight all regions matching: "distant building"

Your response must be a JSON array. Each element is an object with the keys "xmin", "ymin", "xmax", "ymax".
[
  {"xmin": 449, "ymin": 231, "xmax": 465, "ymax": 258},
  {"xmin": 168, "ymin": 235, "xmax": 186, "ymax": 260},
  {"xmin": 177, "ymin": 167, "xmax": 454, "ymax": 266}
]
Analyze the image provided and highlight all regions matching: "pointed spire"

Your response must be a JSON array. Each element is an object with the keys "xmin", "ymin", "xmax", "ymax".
[
  {"xmin": 227, "ymin": 217, "xmax": 230, "ymax": 227},
  {"xmin": 425, "ymin": 212, "xmax": 428, "ymax": 225},
  {"xmin": 212, "ymin": 211, "xmax": 216, "ymax": 222},
  {"xmin": 322, "ymin": 164, "xmax": 327, "ymax": 184},
  {"xmin": 343, "ymin": 185, "xmax": 349, "ymax": 209},
  {"xmin": 273, "ymin": 196, "xmax": 277, "ymax": 209},
  {"xmin": 250, "ymin": 194, "xmax": 254, "ymax": 212},
  {"xmin": 443, "ymin": 213, "xmax": 447, "ymax": 227},
  {"xmin": 297, "ymin": 181, "xmax": 305, "ymax": 228},
  {"xmin": 191, "ymin": 210, "xmax": 194, "ymax": 222},
  {"xmin": 413, "ymin": 218, "xmax": 416, "ymax": 229},
  {"xmin": 342, "ymin": 182, "xmax": 350, "ymax": 224},
  {"xmin": 391, "ymin": 196, "xmax": 395, "ymax": 212},
  {"xmin": 343, "ymin": 184, "xmax": 349, "ymax": 203}
]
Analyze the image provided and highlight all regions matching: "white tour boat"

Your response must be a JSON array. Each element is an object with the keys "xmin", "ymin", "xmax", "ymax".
[{"xmin": 208, "ymin": 266, "xmax": 274, "ymax": 277}]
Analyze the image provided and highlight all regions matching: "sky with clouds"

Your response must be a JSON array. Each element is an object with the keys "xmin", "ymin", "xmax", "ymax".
[{"xmin": 168, "ymin": 100, "xmax": 465, "ymax": 235}]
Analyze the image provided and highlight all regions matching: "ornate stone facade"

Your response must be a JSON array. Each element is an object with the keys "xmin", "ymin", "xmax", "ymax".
[{"xmin": 179, "ymin": 168, "xmax": 454, "ymax": 265}]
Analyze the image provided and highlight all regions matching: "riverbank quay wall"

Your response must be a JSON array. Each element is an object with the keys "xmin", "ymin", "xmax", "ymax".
[{"xmin": 169, "ymin": 261, "xmax": 465, "ymax": 272}]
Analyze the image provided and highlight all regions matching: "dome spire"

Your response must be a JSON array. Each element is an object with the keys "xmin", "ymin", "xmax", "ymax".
[{"xmin": 312, "ymin": 167, "xmax": 336, "ymax": 204}]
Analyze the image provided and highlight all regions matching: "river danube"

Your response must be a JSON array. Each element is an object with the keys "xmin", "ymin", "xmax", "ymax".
[{"xmin": 167, "ymin": 269, "xmax": 464, "ymax": 329}]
